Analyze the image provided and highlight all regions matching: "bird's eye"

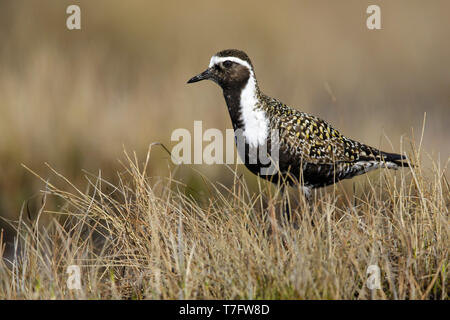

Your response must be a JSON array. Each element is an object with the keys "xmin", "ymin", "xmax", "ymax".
[{"xmin": 223, "ymin": 60, "xmax": 232, "ymax": 68}]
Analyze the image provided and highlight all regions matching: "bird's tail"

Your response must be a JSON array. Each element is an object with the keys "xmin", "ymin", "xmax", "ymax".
[
  {"xmin": 349, "ymin": 139, "xmax": 414, "ymax": 168},
  {"xmin": 379, "ymin": 151, "xmax": 412, "ymax": 168}
]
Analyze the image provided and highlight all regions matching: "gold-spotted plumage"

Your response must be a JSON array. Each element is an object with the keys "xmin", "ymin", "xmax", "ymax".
[
  {"xmin": 262, "ymin": 95, "xmax": 365, "ymax": 164},
  {"xmin": 252, "ymin": 93, "xmax": 410, "ymax": 189}
]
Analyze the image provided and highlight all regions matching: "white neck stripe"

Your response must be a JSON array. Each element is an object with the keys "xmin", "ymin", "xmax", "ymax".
[{"xmin": 209, "ymin": 55, "xmax": 267, "ymax": 148}]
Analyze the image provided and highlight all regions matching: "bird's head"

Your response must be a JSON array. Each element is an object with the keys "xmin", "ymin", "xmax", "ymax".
[{"xmin": 187, "ymin": 49, "xmax": 255, "ymax": 91}]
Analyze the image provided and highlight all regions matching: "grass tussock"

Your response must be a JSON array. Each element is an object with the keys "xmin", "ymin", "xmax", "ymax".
[{"xmin": 0, "ymin": 145, "xmax": 448, "ymax": 300}]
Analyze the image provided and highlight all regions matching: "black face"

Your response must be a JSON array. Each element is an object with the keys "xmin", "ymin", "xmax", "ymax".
[{"xmin": 187, "ymin": 59, "xmax": 251, "ymax": 90}]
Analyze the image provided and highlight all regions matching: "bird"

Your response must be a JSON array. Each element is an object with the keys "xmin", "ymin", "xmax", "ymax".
[{"xmin": 187, "ymin": 49, "xmax": 409, "ymax": 215}]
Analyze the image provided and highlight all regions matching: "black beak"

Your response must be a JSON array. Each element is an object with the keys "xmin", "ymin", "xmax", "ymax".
[{"xmin": 187, "ymin": 68, "xmax": 212, "ymax": 84}]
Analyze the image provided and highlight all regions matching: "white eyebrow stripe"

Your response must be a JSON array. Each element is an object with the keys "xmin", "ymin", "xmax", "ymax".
[{"xmin": 208, "ymin": 56, "xmax": 253, "ymax": 71}]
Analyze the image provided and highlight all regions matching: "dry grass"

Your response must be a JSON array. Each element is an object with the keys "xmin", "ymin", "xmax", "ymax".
[{"xmin": 0, "ymin": 144, "xmax": 448, "ymax": 300}]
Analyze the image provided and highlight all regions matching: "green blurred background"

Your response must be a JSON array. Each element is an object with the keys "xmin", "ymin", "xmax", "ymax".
[{"xmin": 0, "ymin": 1, "xmax": 449, "ymax": 236}]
